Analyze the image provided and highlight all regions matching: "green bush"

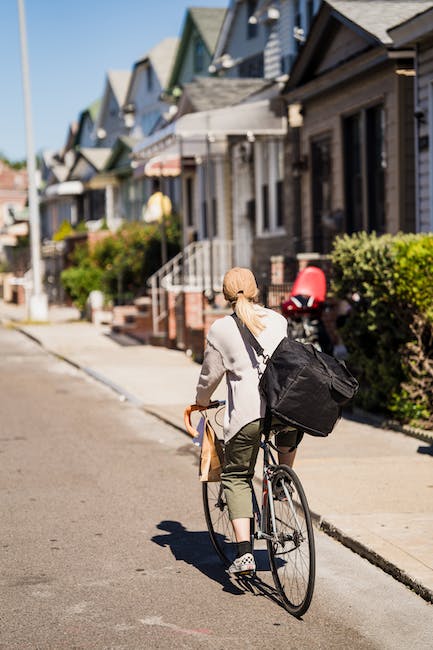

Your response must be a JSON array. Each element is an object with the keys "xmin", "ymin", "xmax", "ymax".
[
  {"xmin": 61, "ymin": 263, "xmax": 103, "ymax": 312},
  {"xmin": 330, "ymin": 232, "xmax": 433, "ymax": 428},
  {"xmin": 60, "ymin": 218, "xmax": 181, "ymax": 309}
]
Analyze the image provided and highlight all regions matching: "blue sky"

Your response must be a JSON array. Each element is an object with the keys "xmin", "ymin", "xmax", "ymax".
[{"xmin": 1, "ymin": 0, "xmax": 228, "ymax": 161}]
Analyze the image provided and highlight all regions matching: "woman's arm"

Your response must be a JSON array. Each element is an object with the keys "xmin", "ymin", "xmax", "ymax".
[{"xmin": 195, "ymin": 340, "xmax": 225, "ymax": 406}]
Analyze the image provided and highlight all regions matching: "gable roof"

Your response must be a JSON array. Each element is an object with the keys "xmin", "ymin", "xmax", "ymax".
[
  {"xmin": 168, "ymin": 7, "xmax": 227, "ymax": 91},
  {"xmin": 189, "ymin": 7, "xmax": 226, "ymax": 53},
  {"xmin": 212, "ymin": 0, "xmax": 238, "ymax": 62},
  {"xmin": 327, "ymin": 0, "xmax": 433, "ymax": 45},
  {"xmin": 287, "ymin": 0, "xmax": 433, "ymax": 90},
  {"xmin": 79, "ymin": 148, "xmax": 112, "ymax": 172},
  {"xmin": 126, "ymin": 37, "xmax": 179, "ymax": 105},
  {"xmin": 179, "ymin": 77, "xmax": 272, "ymax": 113},
  {"xmin": 107, "ymin": 70, "xmax": 131, "ymax": 107},
  {"xmin": 104, "ymin": 136, "xmax": 139, "ymax": 172},
  {"xmin": 73, "ymin": 99, "xmax": 100, "ymax": 148},
  {"xmin": 388, "ymin": 3, "xmax": 433, "ymax": 45}
]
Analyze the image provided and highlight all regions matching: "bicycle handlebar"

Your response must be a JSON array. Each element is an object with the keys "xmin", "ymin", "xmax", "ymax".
[{"xmin": 183, "ymin": 400, "xmax": 225, "ymax": 438}]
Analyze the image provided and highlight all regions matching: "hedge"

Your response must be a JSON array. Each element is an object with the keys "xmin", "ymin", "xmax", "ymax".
[{"xmin": 330, "ymin": 232, "xmax": 433, "ymax": 429}]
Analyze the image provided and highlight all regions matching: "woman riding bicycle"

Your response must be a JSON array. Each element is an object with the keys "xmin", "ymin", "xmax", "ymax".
[{"xmin": 195, "ymin": 267, "xmax": 302, "ymax": 576}]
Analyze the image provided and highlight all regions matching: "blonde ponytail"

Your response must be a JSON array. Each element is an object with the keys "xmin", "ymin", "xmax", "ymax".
[
  {"xmin": 234, "ymin": 293, "xmax": 265, "ymax": 336},
  {"xmin": 223, "ymin": 267, "xmax": 265, "ymax": 336}
]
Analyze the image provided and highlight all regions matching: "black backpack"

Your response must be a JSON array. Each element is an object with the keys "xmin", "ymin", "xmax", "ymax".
[{"xmin": 232, "ymin": 315, "xmax": 359, "ymax": 437}]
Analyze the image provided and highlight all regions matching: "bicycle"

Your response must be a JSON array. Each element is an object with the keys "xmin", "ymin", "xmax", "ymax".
[{"xmin": 184, "ymin": 400, "xmax": 316, "ymax": 617}]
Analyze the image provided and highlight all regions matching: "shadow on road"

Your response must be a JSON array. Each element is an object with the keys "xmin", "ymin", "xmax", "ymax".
[{"xmin": 151, "ymin": 519, "xmax": 284, "ymax": 611}]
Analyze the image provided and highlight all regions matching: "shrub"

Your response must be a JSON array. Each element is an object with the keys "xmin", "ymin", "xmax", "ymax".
[
  {"xmin": 330, "ymin": 232, "xmax": 433, "ymax": 428},
  {"xmin": 60, "ymin": 217, "xmax": 181, "ymax": 308},
  {"xmin": 61, "ymin": 264, "xmax": 103, "ymax": 312}
]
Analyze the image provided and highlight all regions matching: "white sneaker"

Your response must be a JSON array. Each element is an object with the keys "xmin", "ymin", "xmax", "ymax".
[{"xmin": 227, "ymin": 553, "xmax": 256, "ymax": 576}]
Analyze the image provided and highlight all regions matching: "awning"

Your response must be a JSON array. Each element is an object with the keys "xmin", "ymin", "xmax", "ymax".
[
  {"xmin": 133, "ymin": 99, "xmax": 287, "ymax": 161},
  {"xmin": 144, "ymin": 153, "xmax": 181, "ymax": 177},
  {"xmin": 45, "ymin": 181, "xmax": 84, "ymax": 198}
]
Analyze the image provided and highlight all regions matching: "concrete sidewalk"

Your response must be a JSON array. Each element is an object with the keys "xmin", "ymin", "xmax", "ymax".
[{"xmin": 1, "ymin": 299, "xmax": 432, "ymax": 603}]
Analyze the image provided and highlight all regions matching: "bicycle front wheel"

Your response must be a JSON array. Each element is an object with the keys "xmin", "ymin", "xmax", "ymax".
[
  {"xmin": 266, "ymin": 465, "xmax": 315, "ymax": 617},
  {"xmin": 202, "ymin": 481, "xmax": 237, "ymax": 567}
]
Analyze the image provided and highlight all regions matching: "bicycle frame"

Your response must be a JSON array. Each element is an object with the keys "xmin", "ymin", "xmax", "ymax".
[{"xmin": 253, "ymin": 438, "xmax": 305, "ymax": 547}]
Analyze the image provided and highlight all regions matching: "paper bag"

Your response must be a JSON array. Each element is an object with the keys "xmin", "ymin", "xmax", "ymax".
[{"xmin": 199, "ymin": 417, "xmax": 224, "ymax": 482}]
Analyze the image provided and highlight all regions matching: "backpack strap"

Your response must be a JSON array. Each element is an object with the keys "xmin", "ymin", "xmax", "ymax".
[{"xmin": 231, "ymin": 313, "xmax": 265, "ymax": 358}]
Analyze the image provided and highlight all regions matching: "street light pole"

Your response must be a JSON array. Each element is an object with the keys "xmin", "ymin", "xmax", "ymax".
[{"xmin": 17, "ymin": 0, "xmax": 48, "ymax": 321}]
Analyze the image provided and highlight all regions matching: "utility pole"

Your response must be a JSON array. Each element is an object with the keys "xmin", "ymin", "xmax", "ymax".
[{"xmin": 17, "ymin": 0, "xmax": 48, "ymax": 321}]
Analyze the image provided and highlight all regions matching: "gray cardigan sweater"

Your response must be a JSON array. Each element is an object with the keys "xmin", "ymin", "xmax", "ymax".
[{"xmin": 195, "ymin": 306, "xmax": 287, "ymax": 441}]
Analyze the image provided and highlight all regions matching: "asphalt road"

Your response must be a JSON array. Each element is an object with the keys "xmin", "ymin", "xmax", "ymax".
[{"xmin": 1, "ymin": 326, "xmax": 432, "ymax": 650}]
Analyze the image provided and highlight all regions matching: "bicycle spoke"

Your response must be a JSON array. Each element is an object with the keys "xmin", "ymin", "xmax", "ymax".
[
  {"xmin": 266, "ymin": 466, "xmax": 315, "ymax": 616},
  {"xmin": 203, "ymin": 481, "xmax": 237, "ymax": 566}
]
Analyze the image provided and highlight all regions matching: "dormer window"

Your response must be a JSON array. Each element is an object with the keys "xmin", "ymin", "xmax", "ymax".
[
  {"xmin": 247, "ymin": 0, "xmax": 258, "ymax": 39},
  {"xmin": 194, "ymin": 37, "xmax": 205, "ymax": 73}
]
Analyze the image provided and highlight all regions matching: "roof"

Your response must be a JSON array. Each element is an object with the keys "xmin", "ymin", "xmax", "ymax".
[
  {"xmin": 189, "ymin": 7, "xmax": 227, "ymax": 54},
  {"xmin": 180, "ymin": 77, "xmax": 273, "ymax": 112},
  {"xmin": 388, "ymin": 3, "xmax": 433, "ymax": 44},
  {"xmin": 79, "ymin": 148, "xmax": 112, "ymax": 171},
  {"xmin": 146, "ymin": 37, "xmax": 179, "ymax": 88},
  {"xmin": 127, "ymin": 38, "xmax": 179, "ymax": 104},
  {"xmin": 107, "ymin": 70, "xmax": 131, "ymax": 106},
  {"xmin": 104, "ymin": 136, "xmax": 140, "ymax": 172},
  {"xmin": 168, "ymin": 7, "xmax": 227, "ymax": 90},
  {"xmin": 327, "ymin": 0, "xmax": 433, "ymax": 44}
]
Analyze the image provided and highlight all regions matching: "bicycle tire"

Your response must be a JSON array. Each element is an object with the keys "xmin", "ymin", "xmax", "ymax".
[
  {"xmin": 202, "ymin": 481, "xmax": 237, "ymax": 567},
  {"xmin": 265, "ymin": 465, "xmax": 315, "ymax": 616}
]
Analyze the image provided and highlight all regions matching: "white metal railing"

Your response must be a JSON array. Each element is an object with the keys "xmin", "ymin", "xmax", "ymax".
[{"xmin": 148, "ymin": 239, "xmax": 233, "ymax": 335}]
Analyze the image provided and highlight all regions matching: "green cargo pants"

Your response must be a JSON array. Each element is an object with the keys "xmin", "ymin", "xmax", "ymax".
[{"xmin": 221, "ymin": 418, "xmax": 301, "ymax": 521}]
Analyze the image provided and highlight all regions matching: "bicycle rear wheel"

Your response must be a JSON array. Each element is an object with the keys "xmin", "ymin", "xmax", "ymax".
[
  {"xmin": 266, "ymin": 465, "xmax": 315, "ymax": 616},
  {"xmin": 202, "ymin": 481, "xmax": 236, "ymax": 566}
]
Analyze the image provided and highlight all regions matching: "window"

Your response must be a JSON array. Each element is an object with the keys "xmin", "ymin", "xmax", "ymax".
[
  {"xmin": 247, "ymin": 0, "xmax": 258, "ymax": 39},
  {"xmin": 343, "ymin": 104, "xmax": 386, "ymax": 235},
  {"xmin": 146, "ymin": 66, "xmax": 153, "ymax": 92},
  {"xmin": 186, "ymin": 177, "xmax": 194, "ymax": 227},
  {"xmin": 194, "ymin": 37, "xmax": 205, "ymax": 73},
  {"xmin": 255, "ymin": 140, "xmax": 285, "ymax": 236},
  {"xmin": 311, "ymin": 135, "xmax": 332, "ymax": 253},
  {"xmin": 276, "ymin": 181, "xmax": 284, "ymax": 228},
  {"xmin": 239, "ymin": 52, "xmax": 264, "ymax": 77}
]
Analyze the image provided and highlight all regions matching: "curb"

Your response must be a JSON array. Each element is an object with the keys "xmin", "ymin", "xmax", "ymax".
[
  {"xmin": 348, "ymin": 407, "xmax": 433, "ymax": 445},
  {"xmin": 8, "ymin": 321, "xmax": 433, "ymax": 604},
  {"xmin": 319, "ymin": 519, "xmax": 433, "ymax": 605}
]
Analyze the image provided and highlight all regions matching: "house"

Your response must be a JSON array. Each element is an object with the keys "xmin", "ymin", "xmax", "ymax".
[
  {"xmin": 67, "ymin": 147, "xmax": 112, "ymax": 223},
  {"xmin": 123, "ymin": 38, "xmax": 179, "ymax": 220},
  {"xmin": 166, "ymin": 7, "xmax": 227, "ymax": 96},
  {"xmin": 389, "ymin": 4, "xmax": 433, "ymax": 231},
  {"xmin": 93, "ymin": 70, "xmax": 131, "ymax": 148},
  {"xmin": 211, "ymin": 0, "xmax": 321, "ymax": 78},
  {"xmin": 281, "ymin": 0, "xmax": 433, "ymax": 257},
  {"xmin": 0, "ymin": 160, "xmax": 28, "ymax": 234},
  {"xmin": 133, "ymin": 74, "xmax": 287, "ymax": 348},
  {"xmin": 39, "ymin": 101, "xmax": 102, "ymax": 240}
]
